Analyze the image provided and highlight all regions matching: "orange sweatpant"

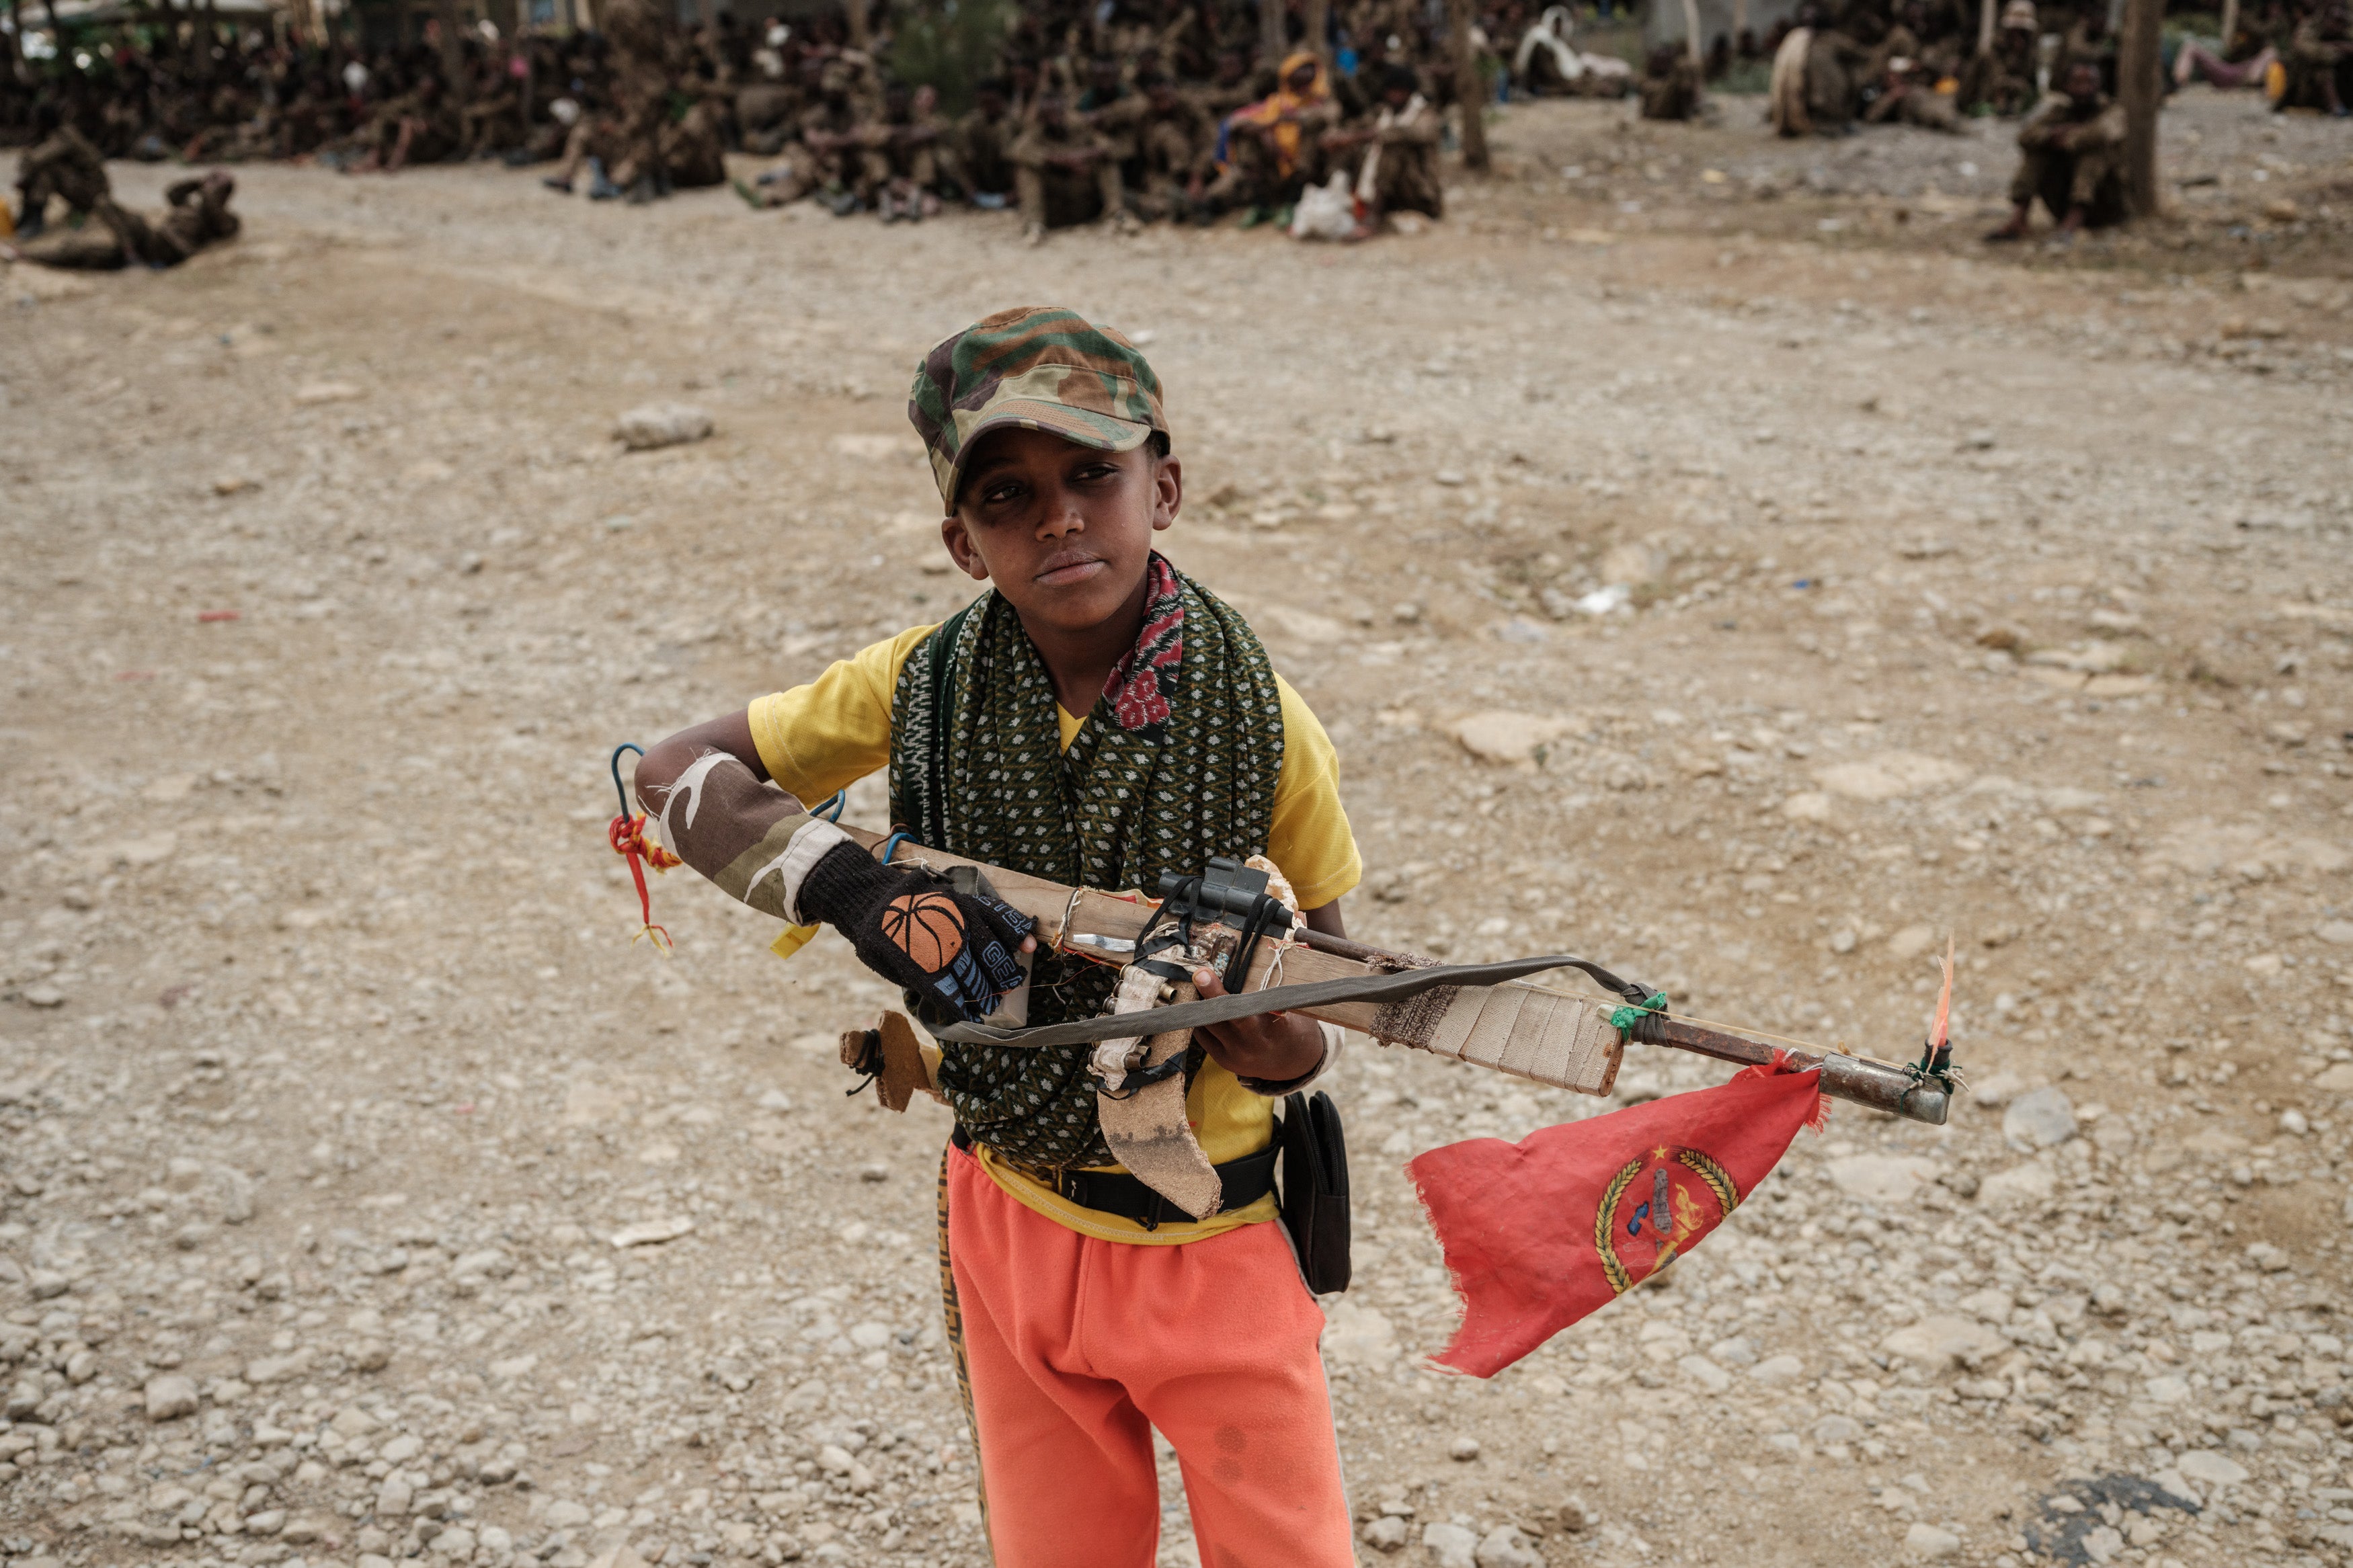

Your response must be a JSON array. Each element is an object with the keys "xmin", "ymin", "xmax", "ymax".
[{"xmin": 941, "ymin": 1144, "xmax": 1355, "ymax": 1568}]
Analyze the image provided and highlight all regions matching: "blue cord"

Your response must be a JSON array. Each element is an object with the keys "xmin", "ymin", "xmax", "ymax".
[
  {"xmin": 878, "ymin": 831, "xmax": 913, "ymax": 864},
  {"xmin": 609, "ymin": 743, "xmax": 643, "ymax": 819},
  {"xmin": 813, "ymin": 790, "xmax": 847, "ymax": 823}
]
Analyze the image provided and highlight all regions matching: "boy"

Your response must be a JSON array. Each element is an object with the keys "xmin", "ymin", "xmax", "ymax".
[{"xmin": 631, "ymin": 306, "xmax": 1360, "ymax": 1565}]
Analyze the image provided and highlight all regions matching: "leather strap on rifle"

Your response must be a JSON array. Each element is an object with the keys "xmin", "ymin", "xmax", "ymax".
[
  {"xmin": 1093, "ymin": 966, "xmax": 1223, "ymax": 1221},
  {"xmin": 839, "ymin": 1010, "xmax": 941, "ymax": 1113}
]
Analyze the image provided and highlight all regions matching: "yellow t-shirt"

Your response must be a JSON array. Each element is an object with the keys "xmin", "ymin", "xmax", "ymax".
[{"xmin": 745, "ymin": 620, "xmax": 1361, "ymax": 1245}]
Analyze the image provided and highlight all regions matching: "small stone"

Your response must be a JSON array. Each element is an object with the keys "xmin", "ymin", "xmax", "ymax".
[
  {"xmin": 1320, "ymin": 1301, "xmax": 1400, "ymax": 1370},
  {"xmin": 280, "ymin": 1514, "xmax": 332, "ymax": 1544},
  {"xmin": 1749, "ymin": 1354, "xmax": 1804, "ymax": 1385},
  {"xmin": 293, "ymin": 381, "xmax": 366, "ymax": 406},
  {"xmin": 2143, "ymin": 1375, "xmax": 2192, "ymax": 1405},
  {"xmin": 329, "ymin": 1404, "xmax": 381, "ymax": 1437},
  {"xmin": 1978, "ymin": 1162, "xmax": 2057, "ymax": 1208},
  {"xmin": 374, "ymin": 1477, "xmax": 413, "ymax": 1516},
  {"xmin": 1903, "ymin": 1522, "xmax": 1960, "ymax": 1559},
  {"xmin": 1678, "ymin": 1354, "xmax": 1731, "ymax": 1393},
  {"xmin": 1969, "ymin": 1070, "xmax": 2024, "ymax": 1110},
  {"xmin": 2177, "ymin": 1450, "xmax": 2247, "ymax": 1487},
  {"xmin": 2315, "ymin": 919, "xmax": 2353, "ymax": 946},
  {"xmin": 1826, "ymin": 1155, "xmax": 1938, "ymax": 1205},
  {"xmin": 1814, "ymin": 1414, "xmax": 1865, "ymax": 1444},
  {"xmin": 144, "ymin": 1374, "xmax": 200, "ymax": 1420},
  {"xmin": 2278, "ymin": 1108, "xmax": 2309, "ymax": 1137},
  {"xmin": 816, "ymin": 1444, "xmax": 855, "ymax": 1476},
  {"xmin": 1880, "ymin": 1315, "xmax": 2007, "ymax": 1374},
  {"xmin": 22, "ymin": 985, "xmax": 64, "ymax": 1008},
  {"xmin": 1708, "ymin": 1335, "xmax": 1757, "ymax": 1367},
  {"xmin": 1447, "ymin": 1434, "xmax": 1480, "ymax": 1461},
  {"xmin": 1449, "ymin": 712, "xmax": 1572, "ymax": 766},
  {"xmin": 1361, "ymin": 1515, "xmax": 1410, "ymax": 1551},
  {"xmin": 1554, "ymin": 1496, "xmax": 1597, "ymax": 1533},
  {"xmin": 613, "ymin": 403, "xmax": 714, "ymax": 452},
  {"xmin": 1421, "ymin": 1521, "xmax": 1479, "ymax": 1568},
  {"xmin": 542, "ymin": 1500, "xmax": 591, "ymax": 1528},
  {"xmin": 2003, "ymin": 1086, "xmax": 2077, "ymax": 1148},
  {"xmin": 610, "ymin": 1217, "xmax": 694, "ymax": 1249},
  {"xmin": 28, "ymin": 1268, "xmax": 71, "ymax": 1299},
  {"xmin": 1474, "ymin": 1525, "xmax": 1544, "ymax": 1568},
  {"xmin": 245, "ymin": 1510, "xmax": 286, "ymax": 1535}
]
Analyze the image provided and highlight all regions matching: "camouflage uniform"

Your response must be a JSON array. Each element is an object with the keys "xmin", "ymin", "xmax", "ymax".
[
  {"xmin": 955, "ymin": 106, "xmax": 1021, "ymax": 199},
  {"xmin": 13, "ymin": 174, "xmax": 239, "ymax": 271},
  {"xmin": 2009, "ymin": 88, "xmax": 2127, "ymax": 222},
  {"xmin": 15, "ymin": 124, "xmax": 110, "ymax": 231},
  {"xmin": 1012, "ymin": 116, "xmax": 1123, "ymax": 230}
]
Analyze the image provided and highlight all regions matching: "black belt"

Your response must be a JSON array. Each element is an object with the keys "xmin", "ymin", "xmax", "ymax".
[{"xmin": 951, "ymin": 1126, "xmax": 1280, "ymax": 1232}]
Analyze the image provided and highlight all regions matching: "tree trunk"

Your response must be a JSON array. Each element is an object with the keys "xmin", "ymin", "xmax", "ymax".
[
  {"xmin": 1303, "ymin": 0, "xmax": 1326, "ymax": 67},
  {"xmin": 1977, "ymin": 0, "xmax": 1994, "ymax": 56},
  {"xmin": 1259, "ymin": 0, "xmax": 1283, "ymax": 68},
  {"xmin": 844, "ymin": 0, "xmax": 867, "ymax": 50},
  {"xmin": 1449, "ymin": 0, "xmax": 1487, "ymax": 171},
  {"xmin": 436, "ymin": 0, "xmax": 471, "ymax": 99},
  {"xmin": 1681, "ymin": 0, "xmax": 1703, "ymax": 65},
  {"xmin": 1732, "ymin": 0, "xmax": 1747, "ymax": 47},
  {"xmin": 2217, "ymin": 0, "xmax": 2239, "ymax": 58},
  {"xmin": 7, "ymin": 0, "xmax": 26, "ymax": 86},
  {"xmin": 2118, "ymin": 0, "xmax": 2160, "ymax": 216}
]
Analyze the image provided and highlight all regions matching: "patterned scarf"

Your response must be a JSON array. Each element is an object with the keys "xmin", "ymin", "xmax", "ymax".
[{"xmin": 890, "ymin": 552, "xmax": 1283, "ymax": 1169}]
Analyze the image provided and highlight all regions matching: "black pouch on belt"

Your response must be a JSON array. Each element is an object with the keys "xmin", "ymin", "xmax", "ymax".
[{"xmin": 1277, "ymin": 1090, "xmax": 1351, "ymax": 1294}]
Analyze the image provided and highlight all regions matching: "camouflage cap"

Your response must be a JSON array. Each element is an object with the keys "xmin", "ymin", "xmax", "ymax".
[{"xmin": 906, "ymin": 306, "xmax": 1169, "ymax": 509}]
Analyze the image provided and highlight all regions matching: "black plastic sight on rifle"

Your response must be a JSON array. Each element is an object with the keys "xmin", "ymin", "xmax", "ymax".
[{"xmin": 1146, "ymin": 857, "xmax": 1292, "ymax": 990}]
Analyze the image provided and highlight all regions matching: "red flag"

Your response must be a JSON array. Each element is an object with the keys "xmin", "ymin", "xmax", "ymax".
[{"xmin": 1407, "ymin": 1057, "xmax": 1825, "ymax": 1378}]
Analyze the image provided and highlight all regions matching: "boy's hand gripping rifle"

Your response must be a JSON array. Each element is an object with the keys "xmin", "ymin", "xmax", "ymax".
[{"xmin": 832, "ymin": 825, "xmax": 1958, "ymax": 1130}]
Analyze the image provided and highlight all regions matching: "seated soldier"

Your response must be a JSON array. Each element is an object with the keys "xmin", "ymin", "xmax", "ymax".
[
  {"xmin": 1131, "ymin": 72, "xmax": 1215, "ymax": 222},
  {"xmin": 1012, "ymin": 91, "xmax": 1129, "ymax": 244},
  {"xmin": 662, "ymin": 95, "xmax": 730, "ymax": 191},
  {"xmin": 2276, "ymin": 0, "xmax": 2351, "ymax": 114},
  {"xmin": 801, "ymin": 61, "xmax": 877, "ymax": 213},
  {"xmin": 2053, "ymin": 0, "xmax": 2116, "ymax": 93},
  {"xmin": 2173, "ymin": 13, "xmax": 2278, "ymax": 89},
  {"xmin": 13, "ymin": 106, "xmax": 110, "ymax": 241},
  {"xmin": 1191, "ymin": 45, "xmax": 1263, "ymax": 122},
  {"xmin": 4, "ymin": 169, "xmax": 239, "ymax": 270},
  {"xmin": 1077, "ymin": 54, "xmax": 1148, "ymax": 190},
  {"xmin": 1985, "ymin": 60, "xmax": 2126, "ymax": 241},
  {"xmin": 1863, "ymin": 43, "xmax": 1963, "ymax": 130},
  {"xmin": 1211, "ymin": 51, "xmax": 1338, "ymax": 224},
  {"xmin": 863, "ymin": 81, "xmax": 951, "ymax": 222},
  {"xmin": 1347, "ymin": 62, "xmax": 1443, "ymax": 233},
  {"xmin": 1958, "ymin": 0, "xmax": 2042, "ymax": 114},
  {"xmin": 955, "ymin": 78, "xmax": 1021, "ymax": 207},
  {"xmin": 1638, "ymin": 43, "xmax": 1704, "ymax": 118}
]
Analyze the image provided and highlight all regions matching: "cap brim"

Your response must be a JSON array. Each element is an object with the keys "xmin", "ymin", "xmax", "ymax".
[{"xmin": 947, "ymin": 401, "xmax": 1156, "ymax": 500}]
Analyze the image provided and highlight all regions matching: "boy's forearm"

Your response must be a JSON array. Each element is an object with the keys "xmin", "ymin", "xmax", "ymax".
[{"xmin": 633, "ymin": 746, "xmax": 838, "ymax": 925}]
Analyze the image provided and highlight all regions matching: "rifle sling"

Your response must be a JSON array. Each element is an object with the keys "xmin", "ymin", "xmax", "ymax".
[{"xmin": 927, "ymin": 954, "xmax": 1645, "ymax": 1049}]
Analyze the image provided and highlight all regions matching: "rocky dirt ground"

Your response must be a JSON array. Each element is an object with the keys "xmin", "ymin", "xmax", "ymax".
[{"xmin": 1, "ymin": 89, "xmax": 2350, "ymax": 1568}]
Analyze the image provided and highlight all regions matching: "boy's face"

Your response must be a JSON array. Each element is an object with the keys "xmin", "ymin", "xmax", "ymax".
[{"xmin": 941, "ymin": 428, "xmax": 1181, "ymax": 637}]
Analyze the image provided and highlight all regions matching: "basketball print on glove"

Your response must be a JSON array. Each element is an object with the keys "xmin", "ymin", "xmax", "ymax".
[{"xmin": 883, "ymin": 891, "xmax": 969, "ymax": 971}]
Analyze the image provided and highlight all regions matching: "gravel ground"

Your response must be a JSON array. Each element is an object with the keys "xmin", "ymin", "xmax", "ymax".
[{"xmin": 2, "ymin": 97, "xmax": 2350, "ymax": 1568}]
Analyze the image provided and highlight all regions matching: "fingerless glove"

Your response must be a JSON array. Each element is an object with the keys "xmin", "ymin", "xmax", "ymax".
[{"xmin": 795, "ymin": 841, "xmax": 1035, "ymax": 1023}]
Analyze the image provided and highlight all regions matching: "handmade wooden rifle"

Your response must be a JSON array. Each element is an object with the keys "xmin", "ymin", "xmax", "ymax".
[{"xmin": 832, "ymin": 825, "xmax": 1956, "ymax": 1128}]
